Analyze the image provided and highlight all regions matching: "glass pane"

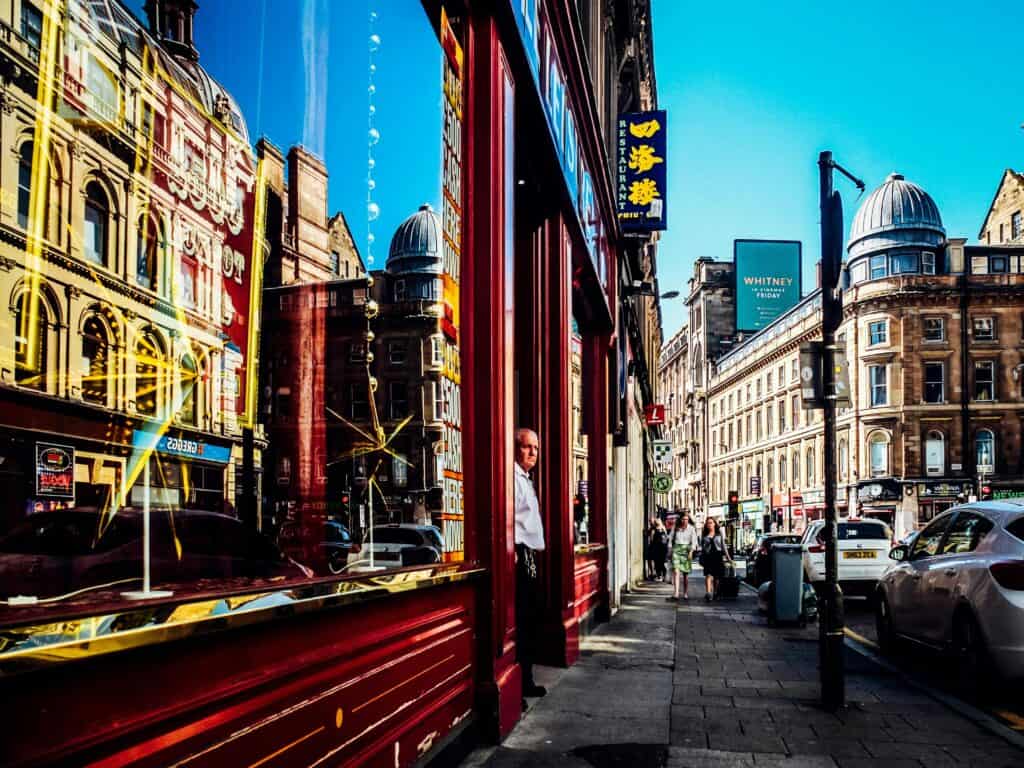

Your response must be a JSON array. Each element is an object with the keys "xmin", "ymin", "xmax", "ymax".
[{"xmin": 0, "ymin": 0, "xmax": 458, "ymax": 616}]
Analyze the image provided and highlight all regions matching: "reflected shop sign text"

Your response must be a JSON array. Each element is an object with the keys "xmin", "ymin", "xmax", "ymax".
[{"xmin": 510, "ymin": 0, "xmax": 610, "ymax": 293}]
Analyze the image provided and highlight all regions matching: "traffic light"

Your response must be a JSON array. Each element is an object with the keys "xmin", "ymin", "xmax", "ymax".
[
  {"xmin": 728, "ymin": 490, "xmax": 739, "ymax": 521},
  {"xmin": 981, "ymin": 485, "xmax": 993, "ymax": 501}
]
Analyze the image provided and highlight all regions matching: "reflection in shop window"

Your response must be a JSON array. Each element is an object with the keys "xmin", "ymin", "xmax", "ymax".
[
  {"xmin": 14, "ymin": 291, "xmax": 48, "ymax": 391},
  {"xmin": 179, "ymin": 256, "xmax": 197, "ymax": 307},
  {"xmin": 136, "ymin": 216, "xmax": 164, "ymax": 292},
  {"xmin": 179, "ymin": 354, "xmax": 198, "ymax": 425},
  {"xmin": 17, "ymin": 142, "xmax": 33, "ymax": 229},
  {"xmin": 81, "ymin": 316, "xmax": 109, "ymax": 405},
  {"xmin": 388, "ymin": 381, "xmax": 408, "ymax": 420},
  {"xmin": 135, "ymin": 330, "xmax": 164, "ymax": 416},
  {"xmin": 83, "ymin": 182, "xmax": 109, "ymax": 266}
]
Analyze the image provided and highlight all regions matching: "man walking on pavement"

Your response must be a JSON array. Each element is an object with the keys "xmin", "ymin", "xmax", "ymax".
[{"xmin": 514, "ymin": 427, "xmax": 547, "ymax": 702}]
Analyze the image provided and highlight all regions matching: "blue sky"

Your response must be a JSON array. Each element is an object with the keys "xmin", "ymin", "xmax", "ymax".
[
  {"xmin": 128, "ymin": 0, "xmax": 442, "ymax": 267},
  {"xmin": 652, "ymin": 0, "xmax": 1024, "ymax": 338}
]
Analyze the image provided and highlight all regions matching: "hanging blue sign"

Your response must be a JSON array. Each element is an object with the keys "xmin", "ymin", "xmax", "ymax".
[{"xmin": 616, "ymin": 110, "xmax": 668, "ymax": 232}]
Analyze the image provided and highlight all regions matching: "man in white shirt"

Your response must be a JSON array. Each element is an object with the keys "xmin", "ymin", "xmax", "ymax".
[{"xmin": 514, "ymin": 427, "xmax": 546, "ymax": 699}]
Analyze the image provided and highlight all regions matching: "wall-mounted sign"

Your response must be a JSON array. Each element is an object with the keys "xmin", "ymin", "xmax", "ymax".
[
  {"xmin": 652, "ymin": 439, "xmax": 672, "ymax": 469},
  {"xmin": 739, "ymin": 499, "xmax": 764, "ymax": 514},
  {"xmin": 734, "ymin": 240, "xmax": 802, "ymax": 332},
  {"xmin": 652, "ymin": 473, "xmax": 673, "ymax": 493},
  {"xmin": 918, "ymin": 481, "xmax": 972, "ymax": 499},
  {"xmin": 749, "ymin": 475, "xmax": 761, "ymax": 497},
  {"xmin": 132, "ymin": 431, "xmax": 232, "ymax": 464},
  {"xmin": 616, "ymin": 110, "xmax": 667, "ymax": 231},
  {"xmin": 36, "ymin": 442, "xmax": 75, "ymax": 498},
  {"xmin": 644, "ymin": 404, "xmax": 665, "ymax": 425}
]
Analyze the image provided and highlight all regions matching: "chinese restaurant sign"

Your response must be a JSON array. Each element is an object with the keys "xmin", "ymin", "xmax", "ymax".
[
  {"xmin": 36, "ymin": 443, "xmax": 75, "ymax": 499},
  {"xmin": 439, "ymin": 8, "xmax": 464, "ymax": 562},
  {"xmin": 510, "ymin": 0, "xmax": 610, "ymax": 294},
  {"xmin": 734, "ymin": 240, "xmax": 802, "ymax": 332},
  {"xmin": 616, "ymin": 110, "xmax": 668, "ymax": 231}
]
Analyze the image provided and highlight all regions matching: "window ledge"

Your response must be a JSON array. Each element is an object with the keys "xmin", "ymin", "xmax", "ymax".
[{"xmin": 0, "ymin": 562, "xmax": 485, "ymax": 677}]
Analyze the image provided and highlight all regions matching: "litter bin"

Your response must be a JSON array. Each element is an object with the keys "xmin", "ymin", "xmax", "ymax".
[{"xmin": 770, "ymin": 543, "xmax": 803, "ymax": 625}]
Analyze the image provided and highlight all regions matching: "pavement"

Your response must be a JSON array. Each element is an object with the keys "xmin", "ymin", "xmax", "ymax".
[{"xmin": 458, "ymin": 573, "xmax": 1024, "ymax": 768}]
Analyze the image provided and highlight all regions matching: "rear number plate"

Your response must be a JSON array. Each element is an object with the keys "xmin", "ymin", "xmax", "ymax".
[{"xmin": 843, "ymin": 551, "xmax": 876, "ymax": 560}]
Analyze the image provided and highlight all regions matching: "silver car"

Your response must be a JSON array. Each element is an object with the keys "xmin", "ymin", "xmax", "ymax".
[{"xmin": 875, "ymin": 501, "xmax": 1024, "ymax": 685}]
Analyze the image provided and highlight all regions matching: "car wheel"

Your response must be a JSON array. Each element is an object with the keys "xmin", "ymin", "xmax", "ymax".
[
  {"xmin": 875, "ymin": 593, "xmax": 896, "ymax": 655},
  {"xmin": 952, "ymin": 610, "xmax": 991, "ymax": 699}
]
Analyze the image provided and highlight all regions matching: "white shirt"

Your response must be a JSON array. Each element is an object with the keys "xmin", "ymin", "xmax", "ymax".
[
  {"xmin": 514, "ymin": 462, "xmax": 545, "ymax": 550},
  {"xmin": 671, "ymin": 525, "xmax": 699, "ymax": 552}
]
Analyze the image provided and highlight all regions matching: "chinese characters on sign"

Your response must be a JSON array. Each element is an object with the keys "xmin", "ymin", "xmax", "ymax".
[
  {"xmin": 617, "ymin": 110, "xmax": 668, "ymax": 231},
  {"xmin": 439, "ymin": 9, "xmax": 464, "ymax": 561}
]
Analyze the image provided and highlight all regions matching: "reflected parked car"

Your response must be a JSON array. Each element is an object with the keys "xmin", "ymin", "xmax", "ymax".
[
  {"xmin": 278, "ymin": 519, "xmax": 356, "ymax": 575},
  {"xmin": 875, "ymin": 502, "xmax": 1024, "ymax": 685},
  {"xmin": 749, "ymin": 534, "xmax": 801, "ymax": 586},
  {"xmin": 0, "ymin": 507, "xmax": 312, "ymax": 599},
  {"xmin": 359, "ymin": 524, "xmax": 443, "ymax": 567},
  {"xmin": 801, "ymin": 518, "xmax": 893, "ymax": 596}
]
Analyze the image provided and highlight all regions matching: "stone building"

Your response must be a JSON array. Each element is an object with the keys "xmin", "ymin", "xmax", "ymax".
[
  {"xmin": 656, "ymin": 324, "xmax": 687, "ymax": 513},
  {"xmin": 0, "ymin": 0, "xmax": 263, "ymax": 528},
  {"xmin": 978, "ymin": 169, "xmax": 1024, "ymax": 245},
  {"xmin": 689, "ymin": 172, "xmax": 1024, "ymax": 542}
]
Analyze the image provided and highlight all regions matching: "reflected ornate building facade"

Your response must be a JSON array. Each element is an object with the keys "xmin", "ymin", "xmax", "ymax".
[{"xmin": 0, "ymin": 0, "xmax": 262, "ymax": 528}]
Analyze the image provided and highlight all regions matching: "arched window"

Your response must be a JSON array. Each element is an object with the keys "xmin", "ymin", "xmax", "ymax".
[
  {"xmin": 975, "ymin": 430, "xmax": 995, "ymax": 473},
  {"xmin": 81, "ymin": 316, "xmax": 109, "ymax": 405},
  {"xmin": 838, "ymin": 439, "xmax": 848, "ymax": 481},
  {"xmin": 136, "ymin": 331, "xmax": 164, "ymax": 417},
  {"xmin": 806, "ymin": 447, "xmax": 815, "ymax": 486},
  {"xmin": 869, "ymin": 432, "xmax": 889, "ymax": 477},
  {"xmin": 737, "ymin": 466, "xmax": 744, "ymax": 495},
  {"xmin": 792, "ymin": 450, "xmax": 800, "ymax": 485},
  {"xmin": 14, "ymin": 291, "xmax": 47, "ymax": 391},
  {"xmin": 779, "ymin": 455, "xmax": 787, "ymax": 485},
  {"xmin": 17, "ymin": 142, "xmax": 32, "ymax": 229},
  {"xmin": 179, "ymin": 353, "xmax": 198, "ymax": 425},
  {"xmin": 84, "ymin": 182, "xmax": 109, "ymax": 266},
  {"xmin": 925, "ymin": 431, "xmax": 945, "ymax": 476},
  {"xmin": 136, "ymin": 216, "xmax": 164, "ymax": 291}
]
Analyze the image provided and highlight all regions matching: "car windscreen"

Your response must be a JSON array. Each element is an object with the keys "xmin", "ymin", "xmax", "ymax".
[
  {"xmin": 368, "ymin": 528, "xmax": 423, "ymax": 546},
  {"xmin": 1007, "ymin": 516, "xmax": 1024, "ymax": 543},
  {"xmin": 838, "ymin": 522, "xmax": 891, "ymax": 541}
]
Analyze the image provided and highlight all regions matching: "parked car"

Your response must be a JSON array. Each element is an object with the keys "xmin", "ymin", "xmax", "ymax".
[
  {"xmin": 0, "ymin": 507, "xmax": 312, "ymax": 599},
  {"xmin": 359, "ymin": 524, "xmax": 443, "ymax": 567},
  {"xmin": 875, "ymin": 502, "xmax": 1024, "ymax": 686},
  {"xmin": 749, "ymin": 533, "xmax": 802, "ymax": 586},
  {"xmin": 801, "ymin": 518, "xmax": 893, "ymax": 596},
  {"xmin": 278, "ymin": 519, "xmax": 356, "ymax": 575}
]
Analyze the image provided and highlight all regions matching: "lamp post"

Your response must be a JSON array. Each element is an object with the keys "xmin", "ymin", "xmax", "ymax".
[{"xmin": 818, "ymin": 150, "xmax": 864, "ymax": 712}]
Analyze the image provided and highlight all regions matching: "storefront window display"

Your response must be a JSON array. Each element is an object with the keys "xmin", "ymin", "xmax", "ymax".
[{"xmin": 0, "ymin": 0, "xmax": 464, "ymax": 617}]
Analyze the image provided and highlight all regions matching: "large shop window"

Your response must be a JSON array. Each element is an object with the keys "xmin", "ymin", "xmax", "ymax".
[{"xmin": 0, "ymin": 1, "xmax": 461, "ymax": 624}]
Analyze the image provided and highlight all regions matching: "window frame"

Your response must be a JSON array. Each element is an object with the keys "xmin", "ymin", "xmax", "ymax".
[
  {"xmin": 869, "ymin": 364, "xmax": 887, "ymax": 407},
  {"xmin": 925, "ymin": 430, "xmax": 945, "ymax": 477},
  {"xmin": 973, "ymin": 360, "xmax": 995, "ymax": 402},
  {"xmin": 972, "ymin": 316, "xmax": 995, "ymax": 341},
  {"xmin": 975, "ymin": 429, "xmax": 995, "ymax": 472},
  {"xmin": 924, "ymin": 361, "xmax": 944, "ymax": 404},
  {"xmin": 83, "ymin": 182, "xmax": 110, "ymax": 267},
  {"xmin": 869, "ymin": 432, "xmax": 889, "ymax": 478},
  {"xmin": 868, "ymin": 320, "xmax": 888, "ymax": 347},
  {"xmin": 923, "ymin": 316, "xmax": 945, "ymax": 343},
  {"xmin": 869, "ymin": 254, "xmax": 887, "ymax": 279}
]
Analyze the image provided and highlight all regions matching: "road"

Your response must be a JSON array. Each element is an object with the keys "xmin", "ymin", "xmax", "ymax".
[{"xmin": 842, "ymin": 594, "xmax": 1024, "ymax": 735}]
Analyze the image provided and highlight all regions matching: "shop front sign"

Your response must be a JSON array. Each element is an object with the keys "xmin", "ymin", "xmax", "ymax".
[
  {"xmin": 644, "ymin": 404, "xmax": 665, "ymax": 425},
  {"xmin": 616, "ymin": 110, "xmax": 667, "ymax": 231},
  {"xmin": 36, "ymin": 442, "xmax": 75, "ymax": 498},
  {"xmin": 857, "ymin": 479, "xmax": 901, "ymax": 502},
  {"xmin": 132, "ymin": 431, "xmax": 231, "ymax": 464},
  {"xmin": 510, "ymin": 0, "xmax": 610, "ymax": 292},
  {"xmin": 991, "ymin": 487, "xmax": 1024, "ymax": 501},
  {"xmin": 802, "ymin": 489, "xmax": 824, "ymax": 506},
  {"xmin": 918, "ymin": 481, "xmax": 972, "ymax": 499},
  {"xmin": 739, "ymin": 499, "xmax": 763, "ymax": 515}
]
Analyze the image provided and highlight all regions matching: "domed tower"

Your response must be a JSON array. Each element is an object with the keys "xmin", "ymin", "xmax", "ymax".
[
  {"xmin": 387, "ymin": 204, "xmax": 443, "ymax": 276},
  {"xmin": 846, "ymin": 173, "xmax": 946, "ymax": 283}
]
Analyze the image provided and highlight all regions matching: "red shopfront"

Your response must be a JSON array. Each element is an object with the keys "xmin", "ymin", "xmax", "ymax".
[{"xmin": 0, "ymin": 2, "xmax": 619, "ymax": 766}]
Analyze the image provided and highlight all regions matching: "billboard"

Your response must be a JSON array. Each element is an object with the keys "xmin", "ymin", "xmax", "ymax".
[
  {"xmin": 616, "ymin": 110, "xmax": 667, "ymax": 231},
  {"xmin": 734, "ymin": 240, "xmax": 802, "ymax": 332}
]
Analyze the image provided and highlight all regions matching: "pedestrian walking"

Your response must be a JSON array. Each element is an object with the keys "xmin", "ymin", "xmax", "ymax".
[
  {"xmin": 643, "ymin": 518, "xmax": 657, "ymax": 580},
  {"xmin": 700, "ymin": 517, "xmax": 732, "ymax": 601},
  {"xmin": 666, "ymin": 514, "xmax": 699, "ymax": 601},
  {"xmin": 650, "ymin": 518, "xmax": 669, "ymax": 582},
  {"xmin": 513, "ymin": 427, "xmax": 547, "ymax": 701}
]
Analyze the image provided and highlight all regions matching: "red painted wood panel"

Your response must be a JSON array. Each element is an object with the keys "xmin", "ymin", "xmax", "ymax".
[
  {"xmin": 0, "ymin": 583, "xmax": 476, "ymax": 768},
  {"xmin": 573, "ymin": 551, "xmax": 604, "ymax": 621}
]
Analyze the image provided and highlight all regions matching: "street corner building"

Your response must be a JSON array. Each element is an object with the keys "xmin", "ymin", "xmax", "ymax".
[
  {"xmin": 0, "ymin": 1, "xmax": 668, "ymax": 766},
  {"xmin": 658, "ymin": 170, "xmax": 1024, "ymax": 552}
]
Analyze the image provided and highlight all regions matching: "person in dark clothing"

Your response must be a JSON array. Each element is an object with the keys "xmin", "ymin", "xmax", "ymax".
[
  {"xmin": 650, "ymin": 518, "xmax": 669, "ymax": 582},
  {"xmin": 700, "ymin": 517, "xmax": 731, "ymax": 601}
]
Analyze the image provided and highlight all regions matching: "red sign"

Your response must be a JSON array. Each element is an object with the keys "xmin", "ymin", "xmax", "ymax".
[
  {"xmin": 36, "ymin": 442, "xmax": 75, "ymax": 499},
  {"xmin": 644, "ymin": 404, "xmax": 665, "ymax": 425}
]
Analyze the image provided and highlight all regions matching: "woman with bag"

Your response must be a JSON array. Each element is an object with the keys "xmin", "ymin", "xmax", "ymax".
[
  {"xmin": 666, "ymin": 514, "xmax": 699, "ymax": 601},
  {"xmin": 650, "ymin": 518, "xmax": 669, "ymax": 582},
  {"xmin": 700, "ymin": 517, "xmax": 732, "ymax": 602}
]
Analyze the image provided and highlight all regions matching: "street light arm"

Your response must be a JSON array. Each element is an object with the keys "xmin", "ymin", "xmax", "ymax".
[{"xmin": 825, "ymin": 158, "xmax": 866, "ymax": 193}]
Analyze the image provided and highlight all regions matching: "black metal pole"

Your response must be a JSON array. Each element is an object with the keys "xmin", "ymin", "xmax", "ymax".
[{"xmin": 818, "ymin": 151, "xmax": 845, "ymax": 711}]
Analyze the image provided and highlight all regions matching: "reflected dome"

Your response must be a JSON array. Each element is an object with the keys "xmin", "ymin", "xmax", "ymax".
[{"xmin": 386, "ymin": 204, "xmax": 442, "ymax": 275}]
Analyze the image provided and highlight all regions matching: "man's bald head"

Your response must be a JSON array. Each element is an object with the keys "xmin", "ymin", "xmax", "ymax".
[{"xmin": 515, "ymin": 428, "xmax": 539, "ymax": 472}]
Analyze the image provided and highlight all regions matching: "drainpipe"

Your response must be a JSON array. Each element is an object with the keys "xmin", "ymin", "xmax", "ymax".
[{"xmin": 959, "ymin": 275, "xmax": 970, "ymax": 482}]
